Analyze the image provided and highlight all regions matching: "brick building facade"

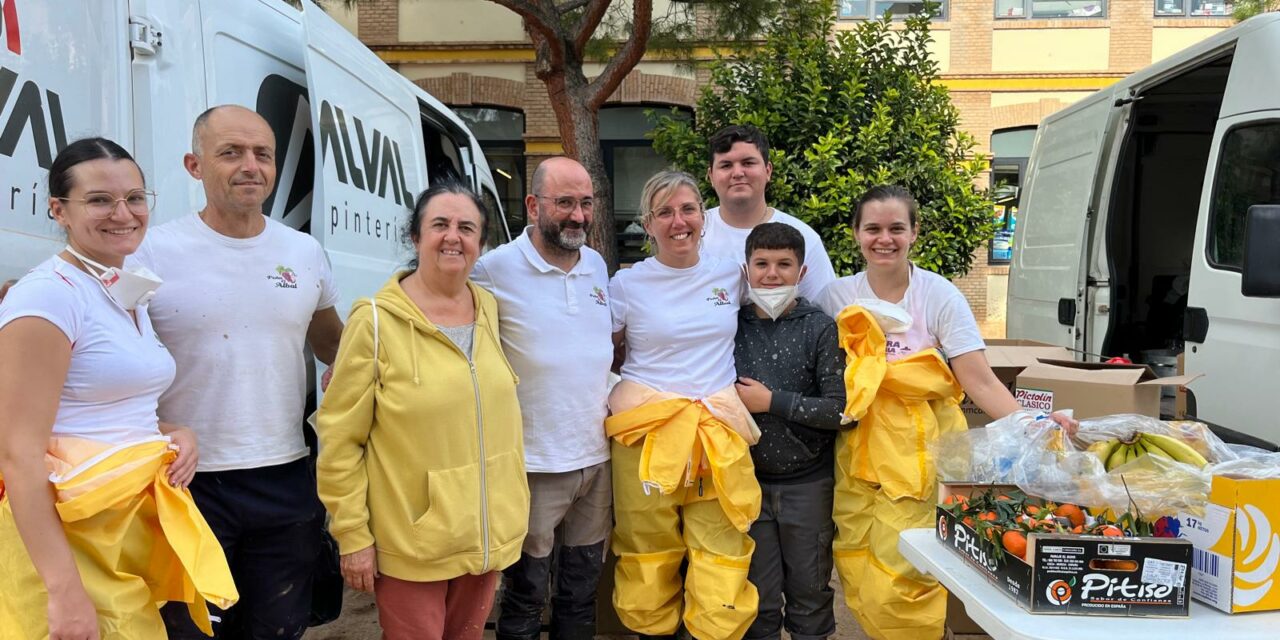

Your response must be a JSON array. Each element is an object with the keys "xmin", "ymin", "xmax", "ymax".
[{"xmin": 338, "ymin": 0, "xmax": 1233, "ymax": 336}]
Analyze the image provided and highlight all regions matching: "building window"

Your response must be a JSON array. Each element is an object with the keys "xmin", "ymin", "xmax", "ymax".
[
  {"xmin": 996, "ymin": 0, "xmax": 1107, "ymax": 18},
  {"xmin": 453, "ymin": 107, "xmax": 526, "ymax": 238},
  {"xmin": 989, "ymin": 127, "xmax": 1037, "ymax": 265},
  {"xmin": 601, "ymin": 105, "xmax": 692, "ymax": 264},
  {"xmin": 1154, "ymin": 0, "xmax": 1233, "ymax": 16},
  {"xmin": 838, "ymin": 0, "xmax": 948, "ymax": 20}
]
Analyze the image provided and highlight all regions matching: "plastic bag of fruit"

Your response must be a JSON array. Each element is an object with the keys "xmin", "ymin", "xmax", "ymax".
[{"xmin": 933, "ymin": 410, "xmax": 1062, "ymax": 484}]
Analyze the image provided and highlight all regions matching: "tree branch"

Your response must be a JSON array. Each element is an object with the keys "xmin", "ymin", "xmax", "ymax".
[
  {"xmin": 585, "ymin": 0, "xmax": 653, "ymax": 109},
  {"xmin": 486, "ymin": 0, "xmax": 568, "ymax": 70},
  {"xmin": 572, "ymin": 0, "xmax": 612, "ymax": 57},
  {"xmin": 556, "ymin": 0, "xmax": 592, "ymax": 12}
]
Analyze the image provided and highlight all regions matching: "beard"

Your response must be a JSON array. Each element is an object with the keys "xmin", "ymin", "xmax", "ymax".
[{"xmin": 538, "ymin": 217, "xmax": 589, "ymax": 252}]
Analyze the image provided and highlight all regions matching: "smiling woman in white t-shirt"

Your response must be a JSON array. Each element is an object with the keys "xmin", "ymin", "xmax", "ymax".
[
  {"xmin": 0, "ymin": 139, "xmax": 232, "ymax": 639},
  {"xmin": 605, "ymin": 170, "xmax": 762, "ymax": 640}
]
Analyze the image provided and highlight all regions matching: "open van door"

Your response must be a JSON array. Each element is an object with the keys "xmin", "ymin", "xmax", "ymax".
[
  {"xmin": 300, "ymin": 0, "xmax": 427, "ymax": 308},
  {"xmin": 0, "ymin": 0, "xmax": 131, "ymax": 280},
  {"xmin": 1008, "ymin": 91, "xmax": 1121, "ymax": 350}
]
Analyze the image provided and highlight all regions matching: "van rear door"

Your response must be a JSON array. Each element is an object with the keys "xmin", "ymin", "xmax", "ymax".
[
  {"xmin": 300, "ymin": 0, "xmax": 427, "ymax": 307},
  {"xmin": 1, "ymin": 0, "xmax": 131, "ymax": 280},
  {"xmin": 1008, "ymin": 91, "xmax": 1120, "ymax": 350}
]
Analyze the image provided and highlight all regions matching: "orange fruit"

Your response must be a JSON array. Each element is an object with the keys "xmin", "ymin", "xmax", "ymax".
[
  {"xmin": 1002, "ymin": 531, "xmax": 1028, "ymax": 560},
  {"xmin": 1025, "ymin": 505, "xmax": 1041, "ymax": 516},
  {"xmin": 1099, "ymin": 525, "xmax": 1123, "ymax": 537},
  {"xmin": 1054, "ymin": 504, "xmax": 1085, "ymax": 528},
  {"xmin": 979, "ymin": 511, "xmax": 998, "ymax": 522},
  {"xmin": 1072, "ymin": 525, "xmax": 1083, "ymax": 534},
  {"xmin": 963, "ymin": 516, "xmax": 975, "ymax": 528}
]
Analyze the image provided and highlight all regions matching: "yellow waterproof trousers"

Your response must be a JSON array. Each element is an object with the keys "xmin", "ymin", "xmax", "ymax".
[
  {"xmin": 605, "ymin": 381, "xmax": 761, "ymax": 640},
  {"xmin": 0, "ymin": 437, "xmax": 237, "ymax": 638},
  {"xmin": 832, "ymin": 308, "xmax": 967, "ymax": 640}
]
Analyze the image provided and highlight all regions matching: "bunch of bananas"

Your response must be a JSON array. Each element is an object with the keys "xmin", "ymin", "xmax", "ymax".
[{"xmin": 1086, "ymin": 432, "xmax": 1209, "ymax": 470}]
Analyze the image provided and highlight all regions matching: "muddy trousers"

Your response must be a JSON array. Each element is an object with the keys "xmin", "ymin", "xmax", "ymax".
[
  {"xmin": 610, "ymin": 440, "xmax": 759, "ymax": 640},
  {"xmin": 833, "ymin": 474, "xmax": 944, "ymax": 640}
]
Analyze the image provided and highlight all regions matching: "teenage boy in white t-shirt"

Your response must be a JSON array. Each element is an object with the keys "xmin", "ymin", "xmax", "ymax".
[
  {"xmin": 471, "ymin": 158, "xmax": 613, "ymax": 640},
  {"xmin": 702, "ymin": 124, "xmax": 837, "ymax": 302},
  {"xmin": 134, "ymin": 105, "xmax": 346, "ymax": 640}
]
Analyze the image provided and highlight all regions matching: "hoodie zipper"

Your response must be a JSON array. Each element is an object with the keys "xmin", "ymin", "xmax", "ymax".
[{"xmin": 469, "ymin": 359, "xmax": 490, "ymax": 572}]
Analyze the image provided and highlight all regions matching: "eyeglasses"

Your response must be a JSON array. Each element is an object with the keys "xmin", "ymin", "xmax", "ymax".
[
  {"xmin": 534, "ymin": 194, "xmax": 595, "ymax": 214},
  {"xmin": 651, "ymin": 204, "xmax": 703, "ymax": 220},
  {"xmin": 58, "ymin": 190, "xmax": 156, "ymax": 218}
]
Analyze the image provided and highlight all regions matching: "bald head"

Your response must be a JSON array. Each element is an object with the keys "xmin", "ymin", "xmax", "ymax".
[
  {"xmin": 531, "ymin": 157, "xmax": 592, "ymax": 196},
  {"xmin": 192, "ymin": 105, "xmax": 272, "ymax": 156}
]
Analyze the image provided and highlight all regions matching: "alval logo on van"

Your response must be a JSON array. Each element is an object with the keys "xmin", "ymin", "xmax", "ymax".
[
  {"xmin": 317, "ymin": 100, "xmax": 414, "ymax": 208},
  {"xmin": 1, "ymin": 0, "xmax": 19, "ymax": 56}
]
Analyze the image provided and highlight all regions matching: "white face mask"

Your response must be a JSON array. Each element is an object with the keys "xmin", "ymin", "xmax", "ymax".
[
  {"xmin": 65, "ymin": 245, "xmax": 163, "ymax": 310},
  {"xmin": 748, "ymin": 285, "xmax": 798, "ymax": 321},
  {"xmin": 852, "ymin": 297, "xmax": 913, "ymax": 334}
]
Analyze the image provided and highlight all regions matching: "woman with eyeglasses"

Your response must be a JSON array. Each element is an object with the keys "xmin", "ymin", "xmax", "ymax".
[
  {"xmin": 0, "ymin": 138, "xmax": 236, "ymax": 639},
  {"xmin": 605, "ymin": 170, "xmax": 762, "ymax": 640}
]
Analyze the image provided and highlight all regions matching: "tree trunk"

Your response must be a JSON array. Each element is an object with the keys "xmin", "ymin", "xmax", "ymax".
[{"xmin": 542, "ymin": 70, "xmax": 619, "ymax": 271}]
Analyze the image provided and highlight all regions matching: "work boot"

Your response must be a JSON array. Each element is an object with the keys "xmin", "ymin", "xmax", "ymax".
[
  {"xmin": 549, "ymin": 542, "xmax": 605, "ymax": 640},
  {"xmin": 497, "ymin": 552, "xmax": 553, "ymax": 640}
]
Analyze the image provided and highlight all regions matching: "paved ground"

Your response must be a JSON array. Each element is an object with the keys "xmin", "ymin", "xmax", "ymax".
[{"xmin": 304, "ymin": 573, "xmax": 993, "ymax": 639}]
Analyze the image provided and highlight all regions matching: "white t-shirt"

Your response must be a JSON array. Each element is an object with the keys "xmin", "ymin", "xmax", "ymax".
[
  {"xmin": 701, "ymin": 206, "xmax": 837, "ymax": 302},
  {"xmin": 131, "ymin": 214, "xmax": 340, "ymax": 471},
  {"xmin": 472, "ymin": 228, "xmax": 613, "ymax": 473},
  {"xmin": 609, "ymin": 255, "xmax": 743, "ymax": 398},
  {"xmin": 816, "ymin": 266, "xmax": 985, "ymax": 362},
  {"xmin": 0, "ymin": 256, "xmax": 174, "ymax": 443}
]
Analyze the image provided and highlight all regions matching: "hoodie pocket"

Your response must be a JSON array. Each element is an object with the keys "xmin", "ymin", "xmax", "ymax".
[
  {"xmin": 485, "ymin": 449, "xmax": 530, "ymax": 549},
  {"xmin": 412, "ymin": 462, "xmax": 483, "ymax": 559}
]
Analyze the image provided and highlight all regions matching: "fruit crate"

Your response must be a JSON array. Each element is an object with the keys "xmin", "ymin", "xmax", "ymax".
[{"xmin": 936, "ymin": 483, "xmax": 1193, "ymax": 617}]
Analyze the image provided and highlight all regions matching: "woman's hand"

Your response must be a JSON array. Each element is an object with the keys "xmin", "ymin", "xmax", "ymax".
[
  {"xmin": 1047, "ymin": 411, "xmax": 1079, "ymax": 437},
  {"xmin": 47, "ymin": 584, "xmax": 99, "ymax": 640},
  {"xmin": 735, "ymin": 377, "xmax": 773, "ymax": 414},
  {"xmin": 341, "ymin": 547, "xmax": 379, "ymax": 593},
  {"xmin": 162, "ymin": 426, "xmax": 199, "ymax": 488}
]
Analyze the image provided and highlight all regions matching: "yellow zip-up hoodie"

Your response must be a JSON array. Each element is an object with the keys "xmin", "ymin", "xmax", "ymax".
[{"xmin": 317, "ymin": 273, "xmax": 528, "ymax": 582}]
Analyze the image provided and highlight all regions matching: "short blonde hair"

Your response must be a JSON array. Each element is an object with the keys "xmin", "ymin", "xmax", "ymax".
[{"xmin": 639, "ymin": 170, "xmax": 703, "ymax": 229}]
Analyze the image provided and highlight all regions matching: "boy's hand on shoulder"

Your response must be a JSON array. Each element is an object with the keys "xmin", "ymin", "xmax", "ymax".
[{"xmin": 735, "ymin": 376, "xmax": 773, "ymax": 413}]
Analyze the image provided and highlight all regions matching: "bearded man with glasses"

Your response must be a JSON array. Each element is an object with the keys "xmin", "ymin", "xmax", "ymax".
[{"xmin": 472, "ymin": 157, "xmax": 614, "ymax": 640}]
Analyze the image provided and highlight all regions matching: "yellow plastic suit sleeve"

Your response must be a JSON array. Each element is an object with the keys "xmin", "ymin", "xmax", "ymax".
[{"xmin": 836, "ymin": 306, "xmax": 888, "ymax": 423}]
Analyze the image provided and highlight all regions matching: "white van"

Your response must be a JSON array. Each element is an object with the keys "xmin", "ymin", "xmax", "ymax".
[
  {"xmin": 1007, "ymin": 14, "xmax": 1280, "ymax": 448},
  {"xmin": 0, "ymin": 0, "xmax": 511, "ymax": 308}
]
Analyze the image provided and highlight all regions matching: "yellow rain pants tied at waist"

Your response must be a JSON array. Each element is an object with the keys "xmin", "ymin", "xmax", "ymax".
[
  {"xmin": 0, "ymin": 436, "xmax": 238, "ymax": 638},
  {"xmin": 605, "ymin": 380, "xmax": 762, "ymax": 640},
  {"xmin": 605, "ymin": 380, "xmax": 761, "ymax": 531},
  {"xmin": 832, "ymin": 306, "xmax": 967, "ymax": 640}
]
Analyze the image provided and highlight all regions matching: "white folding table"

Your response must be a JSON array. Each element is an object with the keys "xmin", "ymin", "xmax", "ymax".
[{"xmin": 898, "ymin": 528, "xmax": 1279, "ymax": 639}]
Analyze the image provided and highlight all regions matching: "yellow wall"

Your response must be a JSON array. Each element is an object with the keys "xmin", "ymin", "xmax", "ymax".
[
  {"xmin": 398, "ymin": 63, "xmax": 526, "ymax": 83},
  {"xmin": 990, "ymin": 91, "xmax": 1093, "ymax": 107},
  {"xmin": 992, "ymin": 29, "xmax": 1109, "ymax": 72},
  {"xmin": 400, "ymin": 0, "xmax": 526, "ymax": 42},
  {"xmin": 330, "ymin": 3, "xmax": 358, "ymax": 36},
  {"xmin": 580, "ymin": 61, "xmax": 696, "ymax": 79},
  {"xmin": 931, "ymin": 29, "xmax": 951, "ymax": 74},
  {"xmin": 1152, "ymin": 27, "xmax": 1228, "ymax": 62}
]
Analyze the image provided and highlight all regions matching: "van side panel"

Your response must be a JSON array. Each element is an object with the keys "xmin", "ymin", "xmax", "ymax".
[
  {"xmin": 301, "ymin": 1, "xmax": 428, "ymax": 308},
  {"xmin": 1008, "ymin": 90, "xmax": 1115, "ymax": 348},
  {"xmin": 0, "ymin": 0, "xmax": 131, "ymax": 280},
  {"xmin": 1219, "ymin": 21, "xmax": 1280, "ymax": 119}
]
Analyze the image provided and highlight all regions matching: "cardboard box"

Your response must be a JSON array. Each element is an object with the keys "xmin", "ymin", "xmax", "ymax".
[
  {"xmin": 937, "ymin": 484, "xmax": 1193, "ymax": 617},
  {"xmin": 1177, "ymin": 476, "xmax": 1280, "ymax": 613},
  {"xmin": 1014, "ymin": 359, "xmax": 1201, "ymax": 419},
  {"xmin": 961, "ymin": 341, "xmax": 1073, "ymax": 426}
]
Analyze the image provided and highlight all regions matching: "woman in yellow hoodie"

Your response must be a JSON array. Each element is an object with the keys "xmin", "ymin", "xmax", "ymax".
[{"xmin": 317, "ymin": 180, "xmax": 528, "ymax": 640}]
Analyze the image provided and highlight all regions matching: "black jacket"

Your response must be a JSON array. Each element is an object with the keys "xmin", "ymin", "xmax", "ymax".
[{"xmin": 734, "ymin": 298, "xmax": 847, "ymax": 484}]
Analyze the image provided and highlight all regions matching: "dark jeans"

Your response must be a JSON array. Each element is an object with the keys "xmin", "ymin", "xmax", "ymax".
[
  {"xmin": 745, "ymin": 475, "xmax": 837, "ymax": 640},
  {"xmin": 161, "ymin": 457, "xmax": 324, "ymax": 640}
]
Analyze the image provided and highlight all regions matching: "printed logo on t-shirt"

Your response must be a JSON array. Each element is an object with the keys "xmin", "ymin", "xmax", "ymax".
[
  {"xmin": 706, "ymin": 287, "xmax": 732, "ymax": 307},
  {"xmin": 886, "ymin": 339, "xmax": 913, "ymax": 359},
  {"xmin": 591, "ymin": 286, "xmax": 608, "ymax": 306},
  {"xmin": 268, "ymin": 265, "xmax": 299, "ymax": 289}
]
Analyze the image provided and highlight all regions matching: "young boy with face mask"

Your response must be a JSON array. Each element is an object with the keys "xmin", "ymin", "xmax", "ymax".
[{"xmin": 733, "ymin": 222, "xmax": 847, "ymax": 640}]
